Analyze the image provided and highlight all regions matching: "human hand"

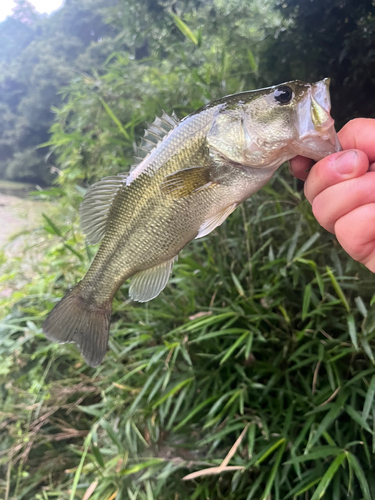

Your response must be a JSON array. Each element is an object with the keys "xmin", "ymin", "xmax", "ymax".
[{"xmin": 289, "ymin": 118, "xmax": 375, "ymax": 272}]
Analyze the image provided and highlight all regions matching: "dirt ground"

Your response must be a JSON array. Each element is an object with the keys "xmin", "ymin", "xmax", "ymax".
[
  {"xmin": 0, "ymin": 194, "xmax": 38, "ymax": 252},
  {"xmin": 0, "ymin": 193, "xmax": 45, "ymax": 299}
]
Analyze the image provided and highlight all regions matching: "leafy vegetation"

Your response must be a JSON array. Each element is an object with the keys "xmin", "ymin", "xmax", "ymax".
[{"xmin": 1, "ymin": 0, "xmax": 375, "ymax": 499}]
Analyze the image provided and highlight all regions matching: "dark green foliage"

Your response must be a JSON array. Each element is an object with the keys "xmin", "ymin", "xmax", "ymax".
[
  {"xmin": 260, "ymin": 0, "xmax": 375, "ymax": 127},
  {"xmin": 1, "ymin": 0, "xmax": 375, "ymax": 499},
  {"xmin": 0, "ymin": 0, "xmax": 118, "ymax": 183},
  {"xmin": 1, "ymin": 169, "xmax": 375, "ymax": 499}
]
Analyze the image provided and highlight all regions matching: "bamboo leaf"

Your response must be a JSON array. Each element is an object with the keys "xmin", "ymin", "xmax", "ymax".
[
  {"xmin": 169, "ymin": 11, "xmax": 198, "ymax": 45},
  {"xmin": 152, "ymin": 377, "xmax": 194, "ymax": 409},
  {"xmin": 326, "ymin": 266, "xmax": 350, "ymax": 312},
  {"xmin": 98, "ymin": 95, "xmax": 130, "ymax": 140},
  {"xmin": 363, "ymin": 375, "xmax": 375, "ymax": 421},
  {"xmin": 310, "ymin": 453, "xmax": 346, "ymax": 500},
  {"xmin": 42, "ymin": 213, "xmax": 62, "ymax": 236}
]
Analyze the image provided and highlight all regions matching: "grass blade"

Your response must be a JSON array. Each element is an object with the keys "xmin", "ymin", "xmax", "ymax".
[{"xmin": 310, "ymin": 453, "xmax": 346, "ymax": 500}]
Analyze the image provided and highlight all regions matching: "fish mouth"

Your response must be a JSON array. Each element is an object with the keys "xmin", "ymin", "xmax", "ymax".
[{"xmin": 295, "ymin": 78, "xmax": 342, "ymax": 161}]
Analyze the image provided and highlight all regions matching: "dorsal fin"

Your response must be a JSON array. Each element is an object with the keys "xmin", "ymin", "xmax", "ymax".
[
  {"xmin": 130, "ymin": 111, "xmax": 180, "ymax": 173},
  {"xmin": 80, "ymin": 173, "xmax": 128, "ymax": 244}
]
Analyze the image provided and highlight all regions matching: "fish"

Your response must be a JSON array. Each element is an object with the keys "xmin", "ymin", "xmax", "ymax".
[{"xmin": 43, "ymin": 78, "xmax": 341, "ymax": 367}]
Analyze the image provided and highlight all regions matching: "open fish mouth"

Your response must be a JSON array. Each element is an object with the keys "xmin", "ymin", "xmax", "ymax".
[{"xmin": 296, "ymin": 78, "xmax": 342, "ymax": 160}]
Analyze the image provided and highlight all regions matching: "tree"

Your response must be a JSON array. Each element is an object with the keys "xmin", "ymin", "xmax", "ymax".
[
  {"xmin": 260, "ymin": 0, "xmax": 375, "ymax": 127},
  {"xmin": 0, "ymin": 0, "xmax": 118, "ymax": 183}
]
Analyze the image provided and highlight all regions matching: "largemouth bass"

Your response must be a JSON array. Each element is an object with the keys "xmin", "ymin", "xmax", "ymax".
[{"xmin": 43, "ymin": 79, "xmax": 341, "ymax": 366}]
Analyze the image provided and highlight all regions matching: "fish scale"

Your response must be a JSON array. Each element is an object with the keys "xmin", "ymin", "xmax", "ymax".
[{"xmin": 43, "ymin": 79, "xmax": 341, "ymax": 366}]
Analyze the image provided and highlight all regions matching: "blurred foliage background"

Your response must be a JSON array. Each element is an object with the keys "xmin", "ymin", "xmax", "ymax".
[{"xmin": 1, "ymin": 0, "xmax": 375, "ymax": 499}]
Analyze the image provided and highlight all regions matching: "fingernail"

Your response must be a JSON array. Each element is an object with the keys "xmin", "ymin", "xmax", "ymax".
[{"xmin": 335, "ymin": 150, "xmax": 358, "ymax": 175}]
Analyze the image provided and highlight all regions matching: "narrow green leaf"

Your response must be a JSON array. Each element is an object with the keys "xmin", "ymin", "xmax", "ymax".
[
  {"xmin": 255, "ymin": 438, "xmax": 286, "ymax": 466},
  {"xmin": 326, "ymin": 266, "xmax": 350, "ymax": 312},
  {"xmin": 169, "ymin": 11, "xmax": 198, "ymax": 45},
  {"xmin": 220, "ymin": 331, "xmax": 249, "ymax": 365},
  {"xmin": 345, "ymin": 405, "xmax": 373, "ymax": 434},
  {"xmin": 42, "ymin": 213, "xmax": 62, "ymax": 236},
  {"xmin": 363, "ymin": 375, "xmax": 375, "ymax": 421},
  {"xmin": 152, "ymin": 377, "xmax": 194, "ymax": 409},
  {"xmin": 347, "ymin": 314, "xmax": 358, "ymax": 350},
  {"xmin": 98, "ymin": 96, "xmax": 130, "ymax": 140},
  {"xmin": 360, "ymin": 337, "xmax": 375, "ymax": 364},
  {"xmin": 173, "ymin": 395, "xmax": 217, "ymax": 431},
  {"xmin": 306, "ymin": 395, "xmax": 347, "ymax": 452},
  {"xmin": 346, "ymin": 452, "xmax": 372, "ymax": 500},
  {"xmin": 231, "ymin": 272, "xmax": 245, "ymax": 297},
  {"xmin": 69, "ymin": 432, "xmax": 92, "ymax": 500},
  {"xmin": 64, "ymin": 243, "xmax": 84, "ymax": 262},
  {"xmin": 310, "ymin": 453, "xmax": 346, "ymax": 500},
  {"xmin": 122, "ymin": 459, "xmax": 164, "ymax": 475},
  {"xmin": 302, "ymin": 284, "xmax": 312, "ymax": 320},
  {"xmin": 355, "ymin": 296, "xmax": 367, "ymax": 317},
  {"xmin": 285, "ymin": 446, "xmax": 342, "ymax": 464},
  {"xmin": 247, "ymin": 48, "xmax": 258, "ymax": 72},
  {"xmin": 285, "ymin": 477, "xmax": 321, "ymax": 499},
  {"xmin": 101, "ymin": 421, "xmax": 124, "ymax": 452},
  {"xmin": 295, "ymin": 232, "xmax": 320, "ymax": 258},
  {"xmin": 259, "ymin": 439, "xmax": 286, "ymax": 499},
  {"xmin": 91, "ymin": 442, "xmax": 105, "ymax": 468}
]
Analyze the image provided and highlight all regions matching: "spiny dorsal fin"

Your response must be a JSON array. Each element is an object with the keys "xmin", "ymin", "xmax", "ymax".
[
  {"xmin": 129, "ymin": 256, "xmax": 178, "ymax": 302},
  {"xmin": 80, "ymin": 173, "xmax": 128, "ymax": 244},
  {"xmin": 130, "ymin": 110, "xmax": 180, "ymax": 172}
]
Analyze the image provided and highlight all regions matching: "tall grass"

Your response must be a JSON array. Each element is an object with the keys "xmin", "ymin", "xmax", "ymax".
[{"xmin": 1, "ymin": 166, "xmax": 375, "ymax": 499}]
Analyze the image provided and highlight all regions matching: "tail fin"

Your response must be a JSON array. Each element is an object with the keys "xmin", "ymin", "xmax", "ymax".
[{"xmin": 43, "ymin": 287, "xmax": 112, "ymax": 367}]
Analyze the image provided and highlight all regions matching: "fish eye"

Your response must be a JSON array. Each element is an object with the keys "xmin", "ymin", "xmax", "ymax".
[{"xmin": 274, "ymin": 86, "xmax": 294, "ymax": 105}]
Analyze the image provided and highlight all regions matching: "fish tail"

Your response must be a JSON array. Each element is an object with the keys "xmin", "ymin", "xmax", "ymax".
[{"xmin": 43, "ymin": 285, "xmax": 112, "ymax": 367}]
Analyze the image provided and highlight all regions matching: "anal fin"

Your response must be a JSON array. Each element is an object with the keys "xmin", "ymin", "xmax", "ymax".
[
  {"xmin": 129, "ymin": 256, "xmax": 178, "ymax": 302},
  {"xmin": 161, "ymin": 166, "xmax": 215, "ymax": 199},
  {"xmin": 196, "ymin": 203, "xmax": 237, "ymax": 239}
]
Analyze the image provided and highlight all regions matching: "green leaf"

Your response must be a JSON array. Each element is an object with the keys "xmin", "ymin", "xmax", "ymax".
[
  {"xmin": 152, "ymin": 377, "xmax": 194, "ymax": 409},
  {"xmin": 258, "ymin": 439, "xmax": 286, "ymax": 499},
  {"xmin": 310, "ymin": 453, "xmax": 346, "ymax": 500},
  {"xmin": 326, "ymin": 266, "xmax": 350, "ymax": 312},
  {"xmin": 169, "ymin": 11, "xmax": 198, "ymax": 45},
  {"xmin": 219, "ymin": 331, "xmax": 250, "ymax": 365},
  {"xmin": 302, "ymin": 283, "xmax": 312, "ymax": 320},
  {"xmin": 247, "ymin": 48, "xmax": 258, "ymax": 72},
  {"xmin": 173, "ymin": 395, "xmax": 217, "ymax": 431},
  {"xmin": 69, "ymin": 432, "xmax": 92, "ymax": 500},
  {"xmin": 286, "ymin": 446, "xmax": 342, "ymax": 464},
  {"xmin": 363, "ymin": 375, "xmax": 375, "ymax": 421},
  {"xmin": 345, "ymin": 405, "xmax": 374, "ymax": 434},
  {"xmin": 101, "ymin": 421, "xmax": 124, "ymax": 452},
  {"xmin": 63, "ymin": 243, "xmax": 84, "ymax": 262},
  {"xmin": 305, "ymin": 393, "xmax": 348, "ymax": 452},
  {"xmin": 346, "ymin": 452, "xmax": 372, "ymax": 500},
  {"xmin": 254, "ymin": 438, "xmax": 286, "ymax": 466},
  {"xmin": 42, "ymin": 213, "xmax": 62, "ymax": 236},
  {"xmin": 347, "ymin": 314, "xmax": 359, "ymax": 350},
  {"xmin": 98, "ymin": 95, "xmax": 130, "ymax": 140}
]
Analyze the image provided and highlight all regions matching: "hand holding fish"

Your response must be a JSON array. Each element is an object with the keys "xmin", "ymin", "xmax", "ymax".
[
  {"xmin": 289, "ymin": 118, "xmax": 375, "ymax": 273},
  {"xmin": 43, "ymin": 79, "xmax": 341, "ymax": 366}
]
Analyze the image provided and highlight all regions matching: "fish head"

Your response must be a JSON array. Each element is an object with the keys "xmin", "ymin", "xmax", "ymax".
[{"xmin": 207, "ymin": 79, "xmax": 341, "ymax": 170}]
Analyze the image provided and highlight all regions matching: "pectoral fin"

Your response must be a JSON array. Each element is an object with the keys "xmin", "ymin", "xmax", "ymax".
[
  {"xmin": 161, "ymin": 166, "xmax": 215, "ymax": 198},
  {"xmin": 196, "ymin": 203, "xmax": 237, "ymax": 239},
  {"xmin": 129, "ymin": 256, "xmax": 178, "ymax": 302}
]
